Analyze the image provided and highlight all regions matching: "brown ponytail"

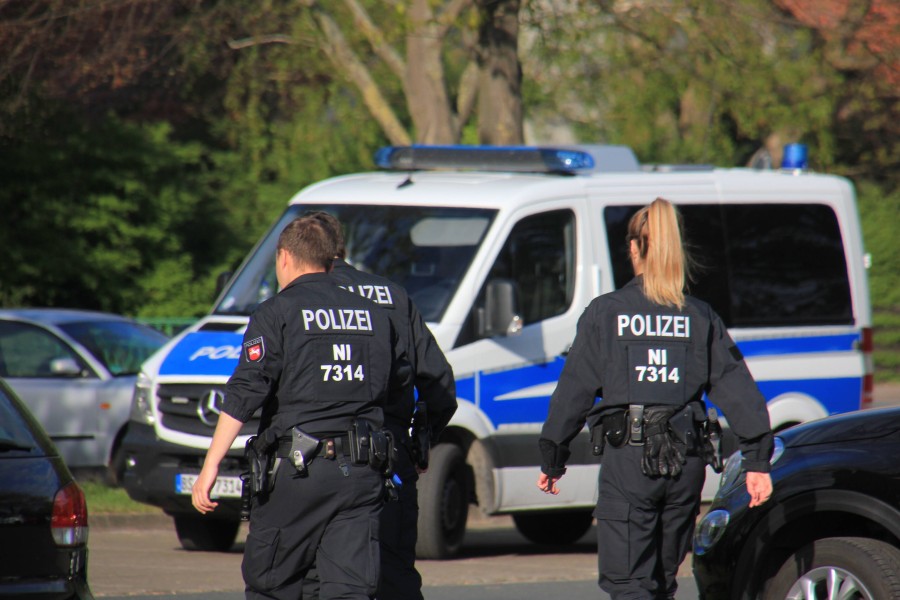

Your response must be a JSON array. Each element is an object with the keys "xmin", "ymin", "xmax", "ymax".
[{"xmin": 626, "ymin": 198, "xmax": 692, "ymax": 308}]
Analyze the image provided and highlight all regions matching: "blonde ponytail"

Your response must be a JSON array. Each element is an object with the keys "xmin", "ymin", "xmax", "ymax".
[{"xmin": 627, "ymin": 198, "xmax": 691, "ymax": 308}]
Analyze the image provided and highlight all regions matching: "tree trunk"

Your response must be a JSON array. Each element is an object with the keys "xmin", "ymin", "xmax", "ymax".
[
  {"xmin": 406, "ymin": 0, "xmax": 458, "ymax": 144},
  {"xmin": 476, "ymin": 0, "xmax": 523, "ymax": 145}
]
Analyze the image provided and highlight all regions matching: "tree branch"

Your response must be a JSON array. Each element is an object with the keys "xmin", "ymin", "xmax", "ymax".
[
  {"xmin": 226, "ymin": 34, "xmax": 295, "ymax": 50},
  {"xmin": 436, "ymin": 0, "xmax": 474, "ymax": 38},
  {"xmin": 456, "ymin": 60, "xmax": 479, "ymax": 126},
  {"xmin": 341, "ymin": 0, "xmax": 406, "ymax": 79},
  {"xmin": 309, "ymin": 2, "xmax": 411, "ymax": 145}
]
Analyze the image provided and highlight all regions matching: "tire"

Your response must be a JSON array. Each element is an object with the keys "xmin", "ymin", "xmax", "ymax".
[
  {"xmin": 512, "ymin": 511, "xmax": 594, "ymax": 545},
  {"xmin": 415, "ymin": 443, "xmax": 469, "ymax": 560},
  {"xmin": 173, "ymin": 514, "xmax": 240, "ymax": 552},
  {"xmin": 105, "ymin": 444, "xmax": 127, "ymax": 487},
  {"xmin": 763, "ymin": 537, "xmax": 900, "ymax": 600}
]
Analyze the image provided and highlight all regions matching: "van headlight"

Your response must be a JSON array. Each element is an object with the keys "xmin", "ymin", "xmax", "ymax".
[{"xmin": 129, "ymin": 371, "xmax": 156, "ymax": 425}]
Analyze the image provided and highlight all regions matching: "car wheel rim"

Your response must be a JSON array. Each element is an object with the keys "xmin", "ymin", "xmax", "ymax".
[{"xmin": 786, "ymin": 566, "xmax": 874, "ymax": 600}]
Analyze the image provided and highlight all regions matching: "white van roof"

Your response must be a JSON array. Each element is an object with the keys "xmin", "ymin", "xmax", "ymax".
[{"xmin": 290, "ymin": 167, "xmax": 854, "ymax": 211}]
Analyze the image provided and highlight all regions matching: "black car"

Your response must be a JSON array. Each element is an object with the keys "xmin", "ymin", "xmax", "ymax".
[
  {"xmin": 0, "ymin": 378, "xmax": 93, "ymax": 599},
  {"xmin": 693, "ymin": 406, "xmax": 900, "ymax": 600}
]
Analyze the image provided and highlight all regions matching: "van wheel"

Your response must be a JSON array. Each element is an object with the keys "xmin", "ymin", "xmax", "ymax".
[
  {"xmin": 416, "ymin": 444, "xmax": 469, "ymax": 560},
  {"xmin": 763, "ymin": 537, "xmax": 900, "ymax": 600},
  {"xmin": 105, "ymin": 444, "xmax": 127, "ymax": 487},
  {"xmin": 173, "ymin": 514, "xmax": 239, "ymax": 552},
  {"xmin": 513, "ymin": 511, "xmax": 593, "ymax": 545}
]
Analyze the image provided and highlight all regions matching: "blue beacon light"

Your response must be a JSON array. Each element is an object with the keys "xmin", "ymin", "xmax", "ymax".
[{"xmin": 781, "ymin": 143, "xmax": 808, "ymax": 172}]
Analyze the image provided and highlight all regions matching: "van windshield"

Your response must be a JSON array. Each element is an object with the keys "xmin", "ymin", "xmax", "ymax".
[{"xmin": 215, "ymin": 204, "xmax": 496, "ymax": 321}]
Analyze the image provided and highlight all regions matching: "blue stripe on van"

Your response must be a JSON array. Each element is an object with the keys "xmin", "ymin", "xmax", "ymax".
[
  {"xmin": 737, "ymin": 333, "xmax": 858, "ymax": 357},
  {"xmin": 755, "ymin": 377, "xmax": 861, "ymax": 416},
  {"xmin": 456, "ymin": 334, "xmax": 862, "ymax": 428},
  {"xmin": 159, "ymin": 332, "xmax": 244, "ymax": 377}
]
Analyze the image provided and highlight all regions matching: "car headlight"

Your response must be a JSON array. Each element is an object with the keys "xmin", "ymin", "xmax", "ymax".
[
  {"xmin": 693, "ymin": 508, "xmax": 730, "ymax": 555},
  {"xmin": 129, "ymin": 371, "xmax": 156, "ymax": 425},
  {"xmin": 718, "ymin": 450, "xmax": 744, "ymax": 492}
]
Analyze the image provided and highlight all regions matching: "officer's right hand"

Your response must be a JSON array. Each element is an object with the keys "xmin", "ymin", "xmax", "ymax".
[
  {"xmin": 537, "ymin": 472, "xmax": 560, "ymax": 495},
  {"xmin": 192, "ymin": 466, "xmax": 220, "ymax": 514},
  {"xmin": 746, "ymin": 471, "xmax": 773, "ymax": 508}
]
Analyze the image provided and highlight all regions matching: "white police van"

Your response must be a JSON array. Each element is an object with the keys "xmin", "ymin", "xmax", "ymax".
[{"xmin": 122, "ymin": 144, "xmax": 873, "ymax": 558}]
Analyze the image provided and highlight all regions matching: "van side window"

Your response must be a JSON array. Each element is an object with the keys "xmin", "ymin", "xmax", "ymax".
[
  {"xmin": 456, "ymin": 209, "xmax": 576, "ymax": 346},
  {"xmin": 604, "ymin": 204, "xmax": 853, "ymax": 327}
]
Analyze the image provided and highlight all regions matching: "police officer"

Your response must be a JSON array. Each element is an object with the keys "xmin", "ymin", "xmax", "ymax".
[
  {"xmin": 192, "ymin": 216, "xmax": 403, "ymax": 600},
  {"xmin": 537, "ymin": 198, "xmax": 773, "ymax": 600},
  {"xmin": 307, "ymin": 211, "xmax": 457, "ymax": 600}
]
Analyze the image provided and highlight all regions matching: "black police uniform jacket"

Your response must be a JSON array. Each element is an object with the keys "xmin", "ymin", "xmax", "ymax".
[
  {"xmin": 540, "ymin": 276, "xmax": 773, "ymax": 476},
  {"xmin": 221, "ymin": 272, "xmax": 402, "ymax": 438},
  {"xmin": 330, "ymin": 259, "xmax": 457, "ymax": 440}
]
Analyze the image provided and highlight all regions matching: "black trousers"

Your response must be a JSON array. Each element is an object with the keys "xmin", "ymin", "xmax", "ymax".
[
  {"xmin": 242, "ymin": 455, "xmax": 383, "ymax": 600},
  {"xmin": 594, "ymin": 444, "xmax": 706, "ymax": 600},
  {"xmin": 377, "ymin": 442, "xmax": 423, "ymax": 600}
]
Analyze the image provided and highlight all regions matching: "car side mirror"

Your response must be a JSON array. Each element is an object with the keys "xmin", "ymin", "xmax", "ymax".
[
  {"xmin": 49, "ymin": 358, "xmax": 85, "ymax": 377},
  {"xmin": 480, "ymin": 279, "xmax": 523, "ymax": 338}
]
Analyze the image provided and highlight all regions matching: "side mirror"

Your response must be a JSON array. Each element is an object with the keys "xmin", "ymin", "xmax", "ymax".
[
  {"xmin": 49, "ymin": 358, "xmax": 84, "ymax": 377},
  {"xmin": 215, "ymin": 271, "xmax": 233, "ymax": 298},
  {"xmin": 480, "ymin": 279, "xmax": 523, "ymax": 338}
]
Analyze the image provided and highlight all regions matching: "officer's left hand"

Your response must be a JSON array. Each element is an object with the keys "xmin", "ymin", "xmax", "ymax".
[
  {"xmin": 746, "ymin": 471, "xmax": 773, "ymax": 507},
  {"xmin": 537, "ymin": 472, "xmax": 560, "ymax": 495}
]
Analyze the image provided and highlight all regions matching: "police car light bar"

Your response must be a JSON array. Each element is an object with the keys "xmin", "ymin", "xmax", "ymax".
[{"xmin": 374, "ymin": 145, "xmax": 596, "ymax": 174}]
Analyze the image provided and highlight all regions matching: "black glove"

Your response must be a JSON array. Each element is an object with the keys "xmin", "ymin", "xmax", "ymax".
[{"xmin": 640, "ymin": 409, "xmax": 685, "ymax": 478}]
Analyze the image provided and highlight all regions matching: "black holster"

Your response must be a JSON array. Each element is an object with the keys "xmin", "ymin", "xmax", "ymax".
[
  {"xmin": 667, "ymin": 403, "xmax": 705, "ymax": 452},
  {"xmin": 241, "ymin": 432, "xmax": 277, "ymax": 520},
  {"xmin": 410, "ymin": 400, "xmax": 430, "ymax": 470},
  {"xmin": 348, "ymin": 419, "xmax": 394, "ymax": 473},
  {"xmin": 245, "ymin": 434, "xmax": 276, "ymax": 495},
  {"xmin": 594, "ymin": 409, "xmax": 628, "ymax": 455},
  {"xmin": 288, "ymin": 427, "xmax": 321, "ymax": 475},
  {"xmin": 700, "ymin": 408, "xmax": 724, "ymax": 473}
]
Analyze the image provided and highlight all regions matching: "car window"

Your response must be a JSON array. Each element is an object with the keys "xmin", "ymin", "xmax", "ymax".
[
  {"xmin": 0, "ymin": 321, "xmax": 88, "ymax": 378},
  {"xmin": 457, "ymin": 209, "xmax": 576, "ymax": 345},
  {"xmin": 0, "ymin": 384, "xmax": 42, "ymax": 455},
  {"xmin": 58, "ymin": 320, "xmax": 168, "ymax": 376},
  {"xmin": 604, "ymin": 203, "xmax": 853, "ymax": 327}
]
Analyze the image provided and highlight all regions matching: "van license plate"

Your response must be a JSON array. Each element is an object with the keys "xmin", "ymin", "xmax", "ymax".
[{"xmin": 175, "ymin": 474, "xmax": 242, "ymax": 498}]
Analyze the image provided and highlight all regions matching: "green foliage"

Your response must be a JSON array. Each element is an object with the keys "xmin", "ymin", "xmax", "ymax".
[
  {"xmin": 857, "ymin": 181, "xmax": 900, "ymax": 380},
  {"xmin": 79, "ymin": 480, "xmax": 161, "ymax": 514},
  {"xmin": 523, "ymin": 0, "xmax": 851, "ymax": 169},
  {"xmin": 0, "ymin": 113, "xmax": 226, "ymax": 315}
]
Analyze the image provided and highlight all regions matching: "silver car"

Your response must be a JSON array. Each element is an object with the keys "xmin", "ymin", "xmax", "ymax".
[{"xmin": 0, "ymin": 309, "xmax": 168, "ymax": 480}]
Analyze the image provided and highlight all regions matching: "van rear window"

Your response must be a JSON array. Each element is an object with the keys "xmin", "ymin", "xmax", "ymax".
[{"xmin": 604, "ymin": 204, "xmax": 853, "ymax": 327}]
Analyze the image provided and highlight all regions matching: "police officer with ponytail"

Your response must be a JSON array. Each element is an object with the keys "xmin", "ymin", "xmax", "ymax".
[
  {"xmin": 538, "ymin": 198, "xmax": 773, "ymax": 600},
  {"xmin": 191, "ymin": 216, "xmax": 403, "ymax": 600}
]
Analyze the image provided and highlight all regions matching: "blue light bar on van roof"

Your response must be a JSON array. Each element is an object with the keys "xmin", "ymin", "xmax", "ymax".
[
  {"xmin": 781, "ymin": 143, "xmax": 809, "ymax": 171},
  {"xmin": 374, "ymin": 145, "xmax": 595, "ymax": 174}
]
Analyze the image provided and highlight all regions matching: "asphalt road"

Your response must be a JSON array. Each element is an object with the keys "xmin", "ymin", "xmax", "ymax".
[
  {"xmin": 88, "ymin": 385, "xmax": 900, "ymax": 599},
  {"xmin": 88, "ymin": 514, "xmax": 698, "ymax": 599}
]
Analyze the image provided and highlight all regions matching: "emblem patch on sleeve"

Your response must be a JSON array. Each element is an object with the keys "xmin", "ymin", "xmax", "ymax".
[{"xmin": 244, "ymin": 337, "xmax": 265, "ymax": 362}]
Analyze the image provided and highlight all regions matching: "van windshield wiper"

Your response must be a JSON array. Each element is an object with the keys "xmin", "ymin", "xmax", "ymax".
[{"xmin": 0, "ymin": 439, "xmax": 33, "ymax": 452}]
